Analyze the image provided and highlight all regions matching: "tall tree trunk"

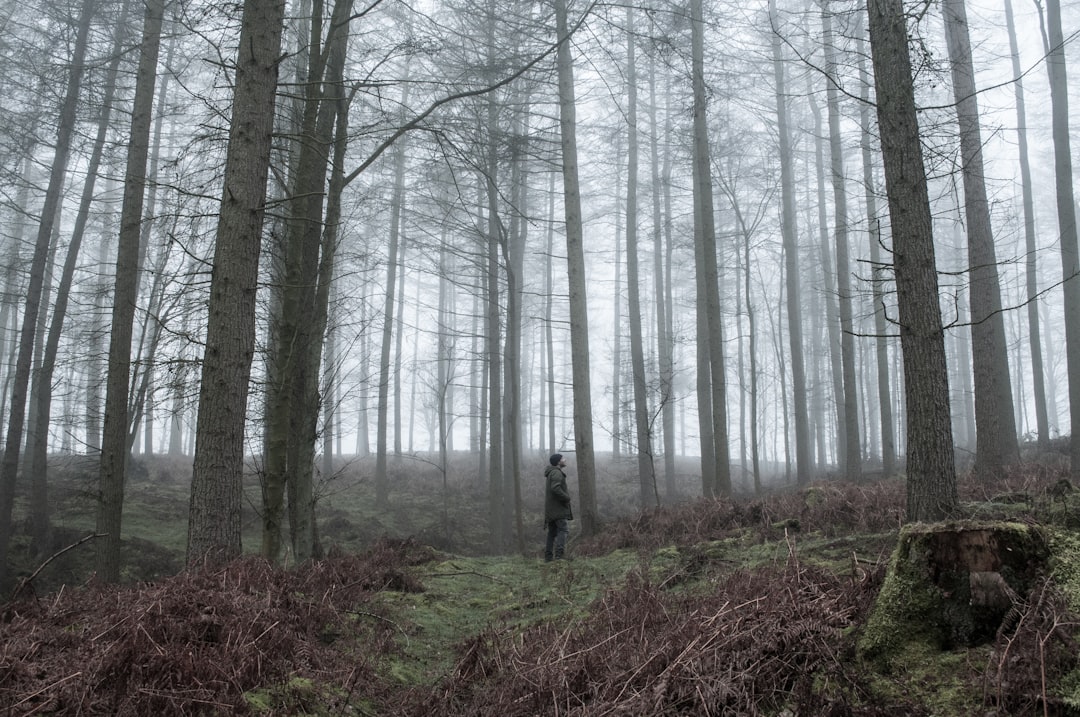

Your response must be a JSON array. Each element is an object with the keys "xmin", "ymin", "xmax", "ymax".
[
  {"xmin": 857, "ymin": 22, "xmax": 895, "ymax": 477},
  {"xmin": 770, "ymin": 0, "xmax": 811, "ymax": 485},
  {"xmin": 263, "ymin": 0, "xmax": 352, "ymax": 560},
  {"xmin": 1038, "ymin": 0, "xmax": 1080, "ymax": 476},
  {"xmin": 823, "ymin": 2, "xmax": 862, "ymax": 481},
  {"xmin": 25, "ymin": 0, "xmax": 134, "ymax": 557},
  {"xmin": 649, "ymin": 50, "xmax": 677, "ymax": 502},
  {"xmin": 624, "ymin": 7, "xmax": 656, "ymax": 509},
  {"xmin": 504, "ymin": 92, "xmax": 528, "ymax": 553},
  {"xmin": 96, "ymin": 0, "xmax": 164, "ymax": 582},
  {"xmin": 554, "ymin": 0, "xmax": 599, "ymax": 536},
  {"xmin": 482, "ymin": 20, "xmax": 505, "ymax": 549},
  {"xmin": 1003, "ymin": 0, "xmax": 1048, "ymax": 450},
  {"xmin": 867, "ymin": 0, "xmax": 957, "ymax": 521},
  {"xmin": 374, "ymin": 84, "xmax": 409, "ymax": 511},
  {"xmin": 691, "ymin": 0, "xmax": 731, "ymax": 497},
  {"xmin": 807, "ymin": 73, "xmax": 845, "ymax": 470},
  {"xmin": 942, "ymin": 0, "xmax": 1018, "ymax": 477},
  {"xmin": 0, "ymin": 0, "xmax": 96, "ymax": 588},
  {"xmin": 188, "ymin": 0, "xmax": 287, "ymax": 566}
]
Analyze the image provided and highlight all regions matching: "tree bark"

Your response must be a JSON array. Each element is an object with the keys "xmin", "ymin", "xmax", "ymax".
[
  {"xmin": 1004, "ymin": 0, "xmax": 1048, "ymax": 450},
  {"xmin": 866, "ymin": 0, "xmax": 958, "ymax": 521},
  {"xmin": 1038, "ymin": 0, "xmax": 1080, "ymax": 477},
  {"xmin": 942, "ymin": 0, "xmax": 1019, "ymax": 477},
  {"xmin": 188, "ymin": 0, "xmax": 287, "ymax": 566},
  {"xmin": 624, "ymin": 7, "xmax": 656, "ymax": 509},
  {"xmin": 96, "ymin": 0, "xmax": 164, "ymax": 582},
  {"xmin": 770, "ymin": 0, "xmax": 811, "ymax": 485},
  {"xmin": 0, "ymin": 0, "xmax": 96, "ymax": 588},
  {"xmin": 691, "ymin": 0, "xmax": 731, "ymax": 497},
  {"xmin": 554, "ymin": 0, "xmax": 599, "ymax": 536},
  {"xmin": 823, "ymin": 1, "xmax": 862, "ymax": 481},
  {"xmin": 857, "ymin": 21, "xmax": 896, "ymax": 477}
]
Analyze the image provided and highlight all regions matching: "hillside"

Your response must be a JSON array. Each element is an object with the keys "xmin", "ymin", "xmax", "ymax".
[{"xmin": 3, "ymin": 451, "xmax": 1080, "ymax": 715}]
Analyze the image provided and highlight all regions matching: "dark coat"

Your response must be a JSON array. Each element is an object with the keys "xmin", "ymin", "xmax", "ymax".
[{"xmin": 544, "ymin": 465, "xmax": 574, "ymax": 523}]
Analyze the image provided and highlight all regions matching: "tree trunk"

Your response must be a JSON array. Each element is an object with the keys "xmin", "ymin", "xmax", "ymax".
[
  {"xmin": 823, "ymin": 1, "xmax": 862, "ymax": 482},
  {"xmin": 188, "ymin": 0, "xmax": 287, "ymax": 566},
  {"xmin": 24, "ymin": 0, "xmax": 135, "ymax": 558},
  {"xmin": 1038, "ymin": 0, "xmax": 1080, "ymax": 478},
  {"xmin": 857, "ymin": 22, "xmax": 896, "ymax": 477},
  {"xmin": 691, "ymin": 0, "xmax": 731, "ymax": 497},
  {"xmin": 866, "ymin": 0, "xmax": 958, "ymax": 521},
  {"xmin": 807, "ymin": 73, "xmax": 845, "ymax": 471},
  {"xmin": 554, "ymin": 0, "xmax": 599, "ymax": 536},
  {"xmin": 96, "ymin": 0, "xmax": 164, "ymax": 582},
  {"xmin": 0, "ymin": 0, "xmax": 96, "ymax": 588},
  {"xmin": 1004, "ymin": 0, "xmax": 1048, "ymax": 450},
  {"xmin": 648, "ymin": 48, "xmax": 677, "ymax": 501},
  {"xmin": 942, "ymin": 0, "xmax": 1018, "ymax": 477},
  {"xmin": 624, "ymin": 7, "xmax": 656, "ymax": 509},
  {"xmin": 770, "ymin": 0, "xmax": 811, "ymax": 485},
  {"xmin": 374, "ymin": 84, "xmax": 409, "ymax": 511}
]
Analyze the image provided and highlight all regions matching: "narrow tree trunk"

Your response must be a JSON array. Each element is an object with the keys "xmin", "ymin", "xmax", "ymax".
[
  {"xmin": 374, "ymin": 88, "xmax": 408, "ymax": 511},
  {"xmin": 0, "ymin": 0, "xmax": 96, "ymax": 587},
  {"xmin": 554, "ymin": 0, "xmax": 599, "ymax": 536},
  {"xmin": 770, "ymin": 0, "xmax": 811, "ymax": 485},
  {"xmin": 96, "ymin": 0, "xmax": 164, "ymax": 582},
  {"xmin": 857, "ymin": 22, "xmax": 895, "ymax": 477},
  {"xmin": 942, "ymin": 0, "xmax": 1019, "ymax": 477},
  {"xmin": 691, "ymin": 0, "xmax": 731, "ymax": 497},
  {"xmin": 1003, "ymin": 0, "xmax": 1048, "ymax": 450},
  {"xmin": 624, "ymin": 7, "xmax": 656, "ymax": 508},
  {"xmin": 25, "ymin": 0, "xmax": 134, "ymax": 557},
  {"xmin": 823, "ymin": 2, "xmax": 862, "ymax": 481},
  {"xmin": 1038, "ymin": 0, "xmax": 1080, "ymax": 477}
]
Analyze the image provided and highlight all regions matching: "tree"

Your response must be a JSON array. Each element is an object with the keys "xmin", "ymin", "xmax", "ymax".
[
  {"xmin": 1003, "ymin": 0, "xmax": 1048, "ymax": 450},
  {"xmin": 856, "ymin": 19, "xmax": 896, "ymax": 476},
  {"xmin": 769, "ymin": 0, "xmax": 812, "ymax": 485},
  {"xmin": 866, "ymin": 0, "xmax": 957, "ymax": 521},
  {"xmin": 623, "ymin": 6, "xmax": 656, "ymax": 509},
  {"xmin": 0, "ymin": 0, "xmax": 96, "ymax": 587},
  {"xmin": 554, "ymin": 0, "xmax": 599, "ymax": 536},
  {"xmin": 691, "ymin": 0, "xmax": 731, "ymax": 497},
  {"xmin": 188, "ymin": 0, "xmax": 287, "ymax": 566},
  {"xmin": 261, "ymin": 0, "xmax": 354, "ymax": 562},
  {"xmin": 822, "ymin": 0, "xmax": 861, "ymax": 481},
  {"xmin": 96, "ymin": 0, "xmax": 164, "ymax": 582},
  {"xmin": 942, "ymin": 0, "xmax": 1018, "ymax": 477},
  {"xmin": 1038, "ymin": 0, "xmax": 1080, "ymax": 477},
  {"xmin": 25, "ymin": 0, "xmax": 135, "ymax": 558}
]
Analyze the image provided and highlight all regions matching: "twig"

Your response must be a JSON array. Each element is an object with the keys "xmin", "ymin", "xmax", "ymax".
[
  {"xmin": 11, "ymin": 671, "xmax": 82, "ymax": 711},
  {"xmin": 347, "ymin": 609, "xmax": 410, "ymax": 648},
  {"xmin": 9, "ymin": 533, "xmax": 103, "ymax": 602},
  {"xmin": 428, "ymin": 570, "xmax": 512, "ymax": 587}
]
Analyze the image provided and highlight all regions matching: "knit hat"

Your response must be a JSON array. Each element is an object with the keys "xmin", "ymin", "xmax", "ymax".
[{"xmin": 549, "ymin": 454, "xmax": 563, "ymax": 466}]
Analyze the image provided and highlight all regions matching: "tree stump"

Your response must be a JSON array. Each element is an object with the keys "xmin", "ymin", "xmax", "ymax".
[{"xmin": 859, "ymin": 521, "xmax": 1049, "ymax": 664}]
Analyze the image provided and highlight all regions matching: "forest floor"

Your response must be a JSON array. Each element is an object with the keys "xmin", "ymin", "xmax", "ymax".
[{"xmin": 3, "ymin": 447, "xmax": 1080, "ymax": 715}]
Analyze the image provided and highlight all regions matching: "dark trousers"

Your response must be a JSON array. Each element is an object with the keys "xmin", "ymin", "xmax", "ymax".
[{"xmin": 545, "ymin": 519, "xmax": 568, "ymax": 561}]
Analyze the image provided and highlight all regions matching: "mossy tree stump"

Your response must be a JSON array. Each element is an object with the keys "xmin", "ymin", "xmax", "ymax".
[{"xmin": 859, "ymin": 521, "xmax": 1048, "ymax": 664}]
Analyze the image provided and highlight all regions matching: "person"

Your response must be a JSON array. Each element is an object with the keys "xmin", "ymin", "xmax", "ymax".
[{"xmin": 544, "ymin": 453, "xmax": 573, "ymax": 561}]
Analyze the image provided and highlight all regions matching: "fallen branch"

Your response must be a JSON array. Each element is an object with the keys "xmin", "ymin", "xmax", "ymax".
[{"xmin": 8, "ymin": 533, "xmax": 102, "ymax": 602}]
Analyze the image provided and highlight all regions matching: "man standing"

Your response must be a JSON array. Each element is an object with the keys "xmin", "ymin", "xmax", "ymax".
[{"xmin": 544, "ymin": 454, "xmax": 574, "ymax": 561}]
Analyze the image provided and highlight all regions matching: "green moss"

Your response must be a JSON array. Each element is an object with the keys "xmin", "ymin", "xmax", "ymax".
[
  {"xmin": 858, "ymin": 535, "xmax": 946, "ymax": 666},
  {"xmin": 861, "ymin": 641, "xmax": 986, "ymax": 713},
  {"xmin": 858, "ymin": 521, "xmax": 1048, "ymax": 665}
]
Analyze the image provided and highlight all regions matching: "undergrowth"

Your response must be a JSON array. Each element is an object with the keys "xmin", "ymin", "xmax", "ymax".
[{"xmin": 3, "ymin": 451, "xmax": 1080, "ymax": 714}]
